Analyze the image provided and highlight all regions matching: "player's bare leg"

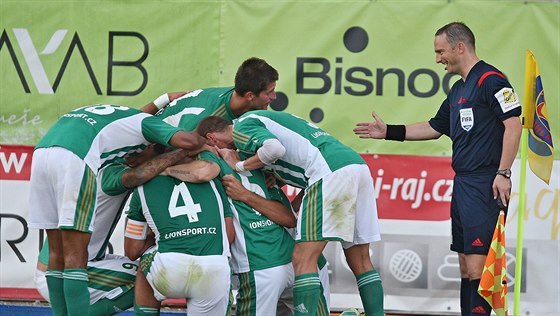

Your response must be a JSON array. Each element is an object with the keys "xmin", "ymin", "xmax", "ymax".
[
  {"xmin": 344, "ymin": 243, "xmax": 384, "ymax": 316},
  {"xmin": 134, "ymin": 270, "xmax": 161, "ymax": 315}
]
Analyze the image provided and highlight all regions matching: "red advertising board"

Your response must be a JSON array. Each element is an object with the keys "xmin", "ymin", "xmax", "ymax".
[{"xmin": 0, "ymin": 145, "xmax": 34, "ymax": 181}]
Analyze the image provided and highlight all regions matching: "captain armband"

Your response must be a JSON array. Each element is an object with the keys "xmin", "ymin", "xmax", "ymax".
[
  {"xmin": 385, "ymin": 124, "xmax": 406, "ymax": 142},
  {"xmin": 125, "ymin": 219, "xmax": 148, "ymax": 240}
]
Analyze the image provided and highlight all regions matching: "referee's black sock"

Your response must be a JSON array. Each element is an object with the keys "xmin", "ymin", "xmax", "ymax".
[
  {"xmin": 469, "ymin": 279, "xmax": 491, "ymax": 316},
  {"xmin": 460, "ymin": 278, "xmax": 470, "ymax": 316}
]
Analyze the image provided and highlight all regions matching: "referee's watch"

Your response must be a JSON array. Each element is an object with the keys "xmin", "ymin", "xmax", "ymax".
[{"xmin": 496, "ymin": 168, "xmax": 512, "ymax": 179}]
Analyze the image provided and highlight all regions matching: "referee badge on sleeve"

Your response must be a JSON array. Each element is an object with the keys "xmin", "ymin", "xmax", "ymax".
[
  {"xmin": 495, "ymin": 87, "xmax": 521, "ymax": 113},
  {"xmin": 460, "ymin": 108, "xmax": 474, "ymax": 131}
]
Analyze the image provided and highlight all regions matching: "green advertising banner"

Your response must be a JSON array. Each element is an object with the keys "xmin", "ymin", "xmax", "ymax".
[{"xmin": 1, "ymin": 0, "xmax": 559, "ymax": 159}]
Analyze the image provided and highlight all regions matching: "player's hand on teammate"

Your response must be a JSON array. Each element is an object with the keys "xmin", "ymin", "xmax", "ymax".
[
  {"xmin": 222, "ymin": 174, "xmax": 250, "ymax": 201},
  {"xmin": 216, "ymin": 147, "xmax": 241, "ymax": 170},
  {"xmin": 353, "ymin": 111, "xmax": 388, "ymax": 139}
]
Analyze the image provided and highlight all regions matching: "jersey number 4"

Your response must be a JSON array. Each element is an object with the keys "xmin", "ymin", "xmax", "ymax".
[{"xmin": 168, "ymin": 182, "xmax": 202, "ymax": 223}]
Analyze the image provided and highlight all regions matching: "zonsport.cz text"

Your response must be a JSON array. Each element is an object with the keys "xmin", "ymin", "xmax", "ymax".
[{"xmin": 163, "ymin": 227, "xmax": 217, "ymax": 240}]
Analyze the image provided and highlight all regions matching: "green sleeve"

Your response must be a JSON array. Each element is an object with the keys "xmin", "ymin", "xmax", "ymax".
[
  {"xmin": 141, "ymin": 115, "xmax": 183, "ymax": 146},
  {"xmin": 232, "ymin": 117, "xmax": 277, "ymax": 153},
  {"xmin": 126, "ymin": 190, "xmax": 145, "ymax": 222},
  {"xmin": 99, "ymin": 164, "xmax": 129, "ymax": 196}
]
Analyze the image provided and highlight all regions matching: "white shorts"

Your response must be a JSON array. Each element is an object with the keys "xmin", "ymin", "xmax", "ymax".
[
  {"xmin": 297, "ymin": 164, "xmax": 381, "ymax": 246},
  {"xmin": 237, "ymin": 261, "xmax": 330, "ymax": 316},
  {"xmin": 145, "ymin": 252, "xmax": 230, "ymax": 316},
  {"xmin": 35, "ymin": 254, "xmax": 137, "ymax": 304},
  {"xmin": 28, "ymin": 147, "xmax": 97, "ymax": 232}
]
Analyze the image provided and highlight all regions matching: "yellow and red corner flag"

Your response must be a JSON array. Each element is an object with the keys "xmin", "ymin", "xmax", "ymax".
[
  {"xmin": 478, "ymin": 210, "xmax": 508, "ymax": 316},
  {"xmin": 522, "ymin": 50, "xmax": 554, "ymax": 184}
]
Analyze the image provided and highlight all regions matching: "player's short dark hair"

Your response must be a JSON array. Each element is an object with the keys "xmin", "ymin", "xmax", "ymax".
[
  {"xmin": 196, "ymin": 116, "xmax": 232, "ymax": 137},
  {"xmin": 234, "ymin": 57, "xmax": 278, "ymax": 97},
  {"xmin": 435, "ymin": 22, "xmax": 475, "ymax": 50}
]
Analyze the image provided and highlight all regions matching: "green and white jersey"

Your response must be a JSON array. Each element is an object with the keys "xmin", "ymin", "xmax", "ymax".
[
  {"xmin": 157, "ymin": 87, "xmax": 236, "ymax": 130},
  {"xmin": 200, "ymin": 151, "xmax": 294, "ymax": 273},
  {"xmin": 233, "ymin": 110, "xmax": 365, "ymax": 188},
  {"xmin": 127, "ymin": 175, "xmax": 232, "ymax": 257},
  {"xmin": 37, "ymin": 105, "xmax": 181, "ymax": 174}
]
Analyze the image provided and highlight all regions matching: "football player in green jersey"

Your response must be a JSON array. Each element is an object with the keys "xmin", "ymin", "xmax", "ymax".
[
  {"xmin": 28, "ymin": 94, "xmax": 209, "ymax": 316},
  {"xmin": 206, "ymin": 111, "xmax": 385, "ymax": 316},
  {"xmin": 196, "ymin": 116, "xmax": 332, "ymax": 316},
  {"xmin": 156, "ymin": 57, "xmax": 278, "ymax": 131},
  {"xmin": 124, "ymin": 156, "xmax": 234, "ymax": 316},
  {"xmin": 34, "ymin": 144, "xmax": 210, "ymax": 315}
]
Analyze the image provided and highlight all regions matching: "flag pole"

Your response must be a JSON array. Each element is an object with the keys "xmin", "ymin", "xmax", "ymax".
[
  {"xmin": 514, "ymin": 49, "xmax": 535, "ymax": 315},
  {"xmin": 514, "ymin": 128, "xmax": 528, "ymax": 316}
]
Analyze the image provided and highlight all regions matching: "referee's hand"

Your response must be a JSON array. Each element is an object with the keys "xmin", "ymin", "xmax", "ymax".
[{"xmin": 493, "ymin": 175, "xmax": 511, "ymax": 208}]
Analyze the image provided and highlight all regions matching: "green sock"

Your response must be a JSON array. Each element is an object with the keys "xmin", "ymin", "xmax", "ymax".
[
  {"xmin": 293, "ymin": 273, "xmax": 321, "ymax": 316},
  {"xmin": 46, "ymin": 270, "xmax": 67, "ymax": 316},
  {"xmin": 63, "ymin": 268, "xmax": 90, "ymax": 316},
  {"xmin": 88, "ymin": 287, "xmax": 134, "ymax": 316},
  {"xmin": 317, "ymin": 283, "xmax": 330, "ymax": 316},
  {"xmin": 134, "ymin": 304, "xmax": 160, "ymax": 315},
  {"xmin": 356, "ymin": 270, "xmax": 384, "ymax": 316}
]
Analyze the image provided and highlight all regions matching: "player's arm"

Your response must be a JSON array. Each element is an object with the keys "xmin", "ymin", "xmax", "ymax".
[
  {"xmin": 161, "ymin": 160, "xmax": 221, "ymax": 183},
  {"xmin": 354, "ymin": 111, "xmax": 442, "ymax": 141},
  {"xmin": 493, "ymin": 116, "xmax": 522, "ymax": 206},
  {"xmin": 140, "ymin": 91, "xmax": 189, "ymax": 114},
  {"xmin": 222, "ymin": 174, "xmax": 296, "ymax": 227},
  {"xmin": 121, "ymin": 148, "xmax": 193, "ymax": 189},
  {"xmin": 168, "ymin": 130, "xmax": 210, "ymax": 156},
  {"xmin": 219, "ymin": 139, "xmax": 285, "ymax": 172},
  {"xmin": 124, "ymin": 219, "xmax": 155, "ymax": 261}
]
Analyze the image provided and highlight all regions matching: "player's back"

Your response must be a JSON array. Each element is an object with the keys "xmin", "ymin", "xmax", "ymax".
[
  {"xmin": 130, "ymin": 175, "xmax": 231, "ymax": 257},
  {"xmin": 37, "ymin": 104, "xmax": 179, "ymax": 174},
  {"xmin": 234, "ymin": 110, "xmax": 364, "ymax": 187}
]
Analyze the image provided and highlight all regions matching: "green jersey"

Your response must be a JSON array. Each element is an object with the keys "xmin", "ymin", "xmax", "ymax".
[
  {"xmin": 233, "ymin": 110, "xmax": 365, "ymax": 188},
  {"xmin": 127, "ymin": 175, "xmax": 232, "ymax": 256},
  {"xmin": 157, "ymin": 87, "xmax": 236, "ymax": 131},
  {"xmin": 37, "ymin": 105, "xmax": 181, "ymax": 174},
  {"xmin": 199, "ymin": 151, "xmax": 294, "ymax": 273}
]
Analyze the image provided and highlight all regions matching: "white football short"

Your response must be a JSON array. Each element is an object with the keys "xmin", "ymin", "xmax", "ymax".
[
  {"xmin": 28, "ymin": 147, "xmax": 96, "ymax": 232},
  {"xmin": 296, "ymin": 164, "xmax": 381, "ymax": 247},
  {"xmin": 144, "ymin": 252, "xmax": 230, "ymax": 316}
]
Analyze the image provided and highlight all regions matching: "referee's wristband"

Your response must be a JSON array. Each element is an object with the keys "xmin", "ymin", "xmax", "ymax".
[
  {"xmin": 153, "ymin": 93, "xmax": 170, "ymax": 110},
  {"xmin": 235, "ymin": 161, "xmax": 247, "ymax": 172},
  {"xmin": 385, "ymin": 124, "xmax": 406, "ymax": 142}
]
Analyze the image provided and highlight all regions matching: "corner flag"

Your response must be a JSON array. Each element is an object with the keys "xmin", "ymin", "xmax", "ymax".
[
  {"xmin": 522, "ymin": 50, "xmax": 554, "ymax": 184},
  {"xmin": 478, "ymin": 210, "xmax": 508, "ymax": 316}
]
